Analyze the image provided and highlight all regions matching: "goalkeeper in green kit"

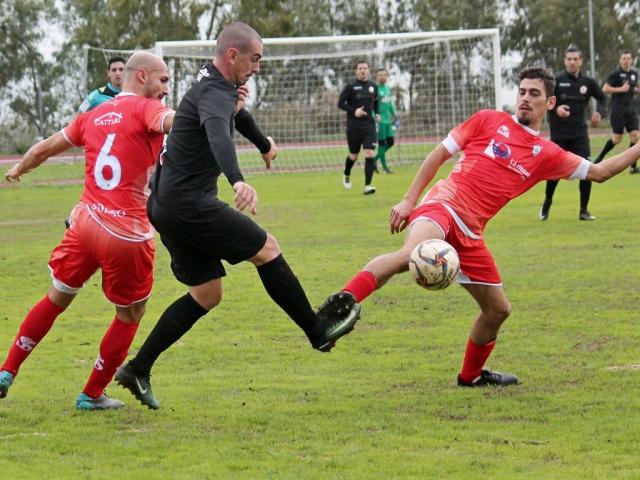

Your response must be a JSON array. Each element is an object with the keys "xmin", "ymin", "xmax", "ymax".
[{"xmin": 375, "ymin": 68, "xmax": 398, "ymax": 174}]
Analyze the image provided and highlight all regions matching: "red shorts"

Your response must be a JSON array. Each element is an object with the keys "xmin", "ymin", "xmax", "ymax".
[
  {"xmin": 408, "ymin": 203, "xmax": 501, "ymax": 285},
  {"xmin": 48, "ymin": 205, "xmax": 155, "ymax": 306}
]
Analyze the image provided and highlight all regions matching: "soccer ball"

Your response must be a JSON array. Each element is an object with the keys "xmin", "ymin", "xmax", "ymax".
[{"xmin": 409, "ymin": 239, "xmax": 460, "ymax": 290}]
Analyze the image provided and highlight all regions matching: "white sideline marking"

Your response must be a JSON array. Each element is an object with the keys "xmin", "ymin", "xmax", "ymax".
[{"xmin": 604, "ymin": 364, "xmax": 640, "ymax": 371}]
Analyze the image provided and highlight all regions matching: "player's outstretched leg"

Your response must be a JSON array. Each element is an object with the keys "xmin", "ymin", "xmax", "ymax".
[
  {"xmin": 313, "ymin": 292, "xmax": 361, "ymax": 352},
  {"xmin": 115, "ymin": 362, "xmax": 159, "ymax": 410},
  {"xmin": 75, "ymin": 392, "xmax": 124, "ymax": 410},
  {"xmin": 0, "ymin": 371, "xmax": 14, "ymax": 399}
]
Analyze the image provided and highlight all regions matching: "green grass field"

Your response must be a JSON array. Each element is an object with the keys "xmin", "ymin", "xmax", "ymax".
[{"xmin": 1, "ymin": 138, "xmax": 640, "ymax": 479}]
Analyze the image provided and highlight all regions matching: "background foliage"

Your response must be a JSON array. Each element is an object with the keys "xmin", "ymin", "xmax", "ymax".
[{"xmin": 1, "ymin": 0, "xmax": 639, "ymax": 153}]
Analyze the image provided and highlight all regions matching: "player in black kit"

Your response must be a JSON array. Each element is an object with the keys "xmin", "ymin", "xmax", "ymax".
[
  {"xmin": 540, "ymin": 47, "xmax": 606, "ymax": 221},
  {"xmin": 338, "ymin": 61, "xmax": 379, "ymax": 194},
  {"xmin": 115, "ymin": 22, "xmax": 360, "ymax": 409},
  {"xmin": 594, "ymin": 50, "xmax": 640, "ymax": 172}
]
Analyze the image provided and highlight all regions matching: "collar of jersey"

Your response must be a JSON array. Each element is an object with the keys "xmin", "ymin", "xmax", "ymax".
[
  {"xmin": 511, "ymin": 114, "xmax": 540, "ymax": 136},
  {"xmin": 107, "ymin": 82, "xmax": 122, "ymax": 93}
]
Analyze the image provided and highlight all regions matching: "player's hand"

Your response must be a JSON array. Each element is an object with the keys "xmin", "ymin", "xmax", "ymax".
[
  {"xmin": 261, "ymin": 136, "xmax": 278, "ymax": 170},
  {"xmin": 4, "ymin": 163, "xmax": 24, "ymax": 182},
  {"xmin": 355, "ymin": 107, "xmax": 367, "ymax": 118},
  {"xmin": 389, "ymin": 199, "xmax": 414, "ymax": 234},
  {"xmin": 236, "ymin": 84, "xmax": 249, "ymax": 112},
  {"xmin": 232, "ymin": 181, "xmax": 258, "ymax": 215},
  {"xmin": 621, "ymin": 81, "xmax": 630, "ymax": 92},
  {"xmin": 590, "ymin": 111, "xmax": 601, "ymax": 128},
  {"xmin": 375, "ymin": 114, "xmax": 381, "ymax": 122},
  {"xmin": 556, "ymin": 105, "xmax": 570, "ymax": 118}
]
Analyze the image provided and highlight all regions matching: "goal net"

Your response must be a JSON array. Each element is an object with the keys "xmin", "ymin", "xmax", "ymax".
[{"xmin": 87, "ymin": 30, "xmax": 501, "ymax": 173}]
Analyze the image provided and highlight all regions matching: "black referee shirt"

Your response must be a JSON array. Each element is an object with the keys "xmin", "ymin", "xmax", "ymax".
[
  {"xmin": 606, "ymin": 67, "xmax": 638, "ymax": 112},
  {"xmin": 153, "ymin": 63, "xmax": 268, "ymax": 209},
  {"xmin": 548, "ymin": 70, "xmax": 606, "ymax": 139},
  {"xmin": 338, "ymin": 78, "xmax": 379, "ymax": 124}
]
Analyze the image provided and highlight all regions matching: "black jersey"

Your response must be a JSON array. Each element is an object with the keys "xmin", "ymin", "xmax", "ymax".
[
  {"xmin": 152, "ymin": 63, "xmax": 268, "ymax": 210},
  {"xmin": 548, "ymin": 70, "xmax": 606, "ymax": 139},
  {"xmin": 606, "ymin": 67, "xmax": 638, "ymax": 112},
  {"xmin": 338, "ymin": 78, "xmax": 378, "ymax": 124}
]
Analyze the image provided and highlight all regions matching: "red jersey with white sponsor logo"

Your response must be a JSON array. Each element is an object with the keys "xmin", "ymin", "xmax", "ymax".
[
  {"xmin": 424, "ymin": 110, "xmax": 589, "ymax": 235},
  {"xmin": 63, "ymin": 93, "xmax": 170, "ymax": 241}
]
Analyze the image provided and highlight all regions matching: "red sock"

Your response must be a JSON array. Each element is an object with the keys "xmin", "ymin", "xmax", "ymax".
[
  {"xmin": 82, "ymin": 317, "xmax": 139, "ymax": 398},
  {"xmin": 458, "ymin": 337, "xmax": 496, "ymax": 384},
  {"xmin": 342, "ymin": 271, "xmax": 378, "ymax": 303},
  {"xmin": 1, "ymin": 296, "xmax": 65, "ymax": 376}
]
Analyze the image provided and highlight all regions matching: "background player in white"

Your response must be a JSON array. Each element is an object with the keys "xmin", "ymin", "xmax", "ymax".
[
  {"xmin": 317, "ymin": 66, "xmax": 640, "ymax": 387},
  {"xmin": 0, "ymin": 52, "xmax": 174, "ymax": 410}
]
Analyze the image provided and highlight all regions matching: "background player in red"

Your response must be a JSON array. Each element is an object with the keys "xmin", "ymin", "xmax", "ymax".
[
  {"xmin": 317, "ymin": 66, "xmax": 640, "ymax": 387},
  {"xmin": 0, "ymin": 51, "xmax": 174, "ymax": 410}
]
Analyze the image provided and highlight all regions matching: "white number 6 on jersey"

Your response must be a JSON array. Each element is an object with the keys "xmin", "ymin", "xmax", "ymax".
[{"xmin": 94, "ymin": 133, "xmax": 122, "ymax": 190}]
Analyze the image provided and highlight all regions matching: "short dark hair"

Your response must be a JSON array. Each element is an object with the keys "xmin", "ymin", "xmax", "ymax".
[
  {"xmin": 620, "ymin": 50, "xmax": 633, "ymax": 57},
  {"xmin": 564, "ymin": 46, "xmax": 582, "ymax": 58},
  {"xmin": 108, "ymin": 56, "xmax": 126, "ymax": 68},
  {"xmin": 519, "ymin": 66, "xmax": 555, "ymax": 97},
  {"xmin": 355, "ymin": 60, "xmax": 368, "ymax": 68},
  {"xmin": 377, "ymin": 68, "xmax": 388, "ymax": 73},
  {"xmin": 216, "ymin": 21, "xmax": 261, "ymax": 56}
]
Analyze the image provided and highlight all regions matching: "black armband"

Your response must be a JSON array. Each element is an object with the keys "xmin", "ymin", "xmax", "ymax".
[{"xmin": 235, "ymin": 108, "xmax": 271, "ymax": 153}]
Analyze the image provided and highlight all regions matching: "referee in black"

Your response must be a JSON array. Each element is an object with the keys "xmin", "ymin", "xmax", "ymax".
[
  {"xmin": 338, "ymin": 60, "xmax": 379, "ymax": 194},
  {"xmin": 594, "ymin": 50, "xmax": 640, "ymax": 172},
  {"xmin": 115, "ymin": 22, "xmax": 360, "ymax": 409},
  {"xmin": 540, "ymin": 46, "xmax": 606, "ymax": 221}
]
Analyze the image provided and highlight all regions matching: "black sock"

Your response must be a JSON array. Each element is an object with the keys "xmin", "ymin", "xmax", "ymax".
[
  {"xmin": 631, "ymin": 143, "xmax": 637, "ymax": 169},
  {"xmin": 364, "ymin": 157, "xmax": 375, "ymax": 185},
  {"xmin": 544, "ymin": 180, "xmax": 558, "ymax": 201},
  {"xmin": 130, "ymin": 293, "xmax": 208, "ymax": 376},
  {"xmin": 579, "ymin": 180, "xmax": 591, "ymax": 212},
  {"xmin": 344, "ymin": 157, "xmax": 355, "ymax": 176},
  {"xmin": 595, "ymin": 139, "xmax": 616, "ymax": 163},
  {"xmin": 257, "ymin": 254, "xmax": 317, "ymax": 337}
]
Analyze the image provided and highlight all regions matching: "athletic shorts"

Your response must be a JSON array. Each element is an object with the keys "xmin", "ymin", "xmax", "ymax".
[
  {"xmin": 148, "ymin": 196, "xmax": 267, "ymax": 286},
  {"xmin": 610, "ymin": 110, "xmax": 639, "ymax": 134},
  {"xmin": 48, "ymin": 205, "xmax": 155, "ymax": 306},
  {"xmin": 377, "ymin": 122, "xmax": 395, "ymax": 141},
  {"xmin": 408, "ymin": 202, "xmax": 501, "ymax": 285},
  {"xmin": 551, "ymin": 134, "xmax": 590, "ymax": 159},
  {"xmin": 346, "ymin": 121, "xmax": 377, "ymax": 153}
]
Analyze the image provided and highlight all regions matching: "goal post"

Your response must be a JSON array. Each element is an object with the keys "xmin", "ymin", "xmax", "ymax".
[{"xmin": 90, "ymin": 30, "xmax": 502, "ymax": 173}]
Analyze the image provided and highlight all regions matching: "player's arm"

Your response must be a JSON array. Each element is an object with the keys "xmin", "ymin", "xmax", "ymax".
[
  {"xmin": 162, "ymin": 112, "xmax": 175, "ymax": 133},
  {"xmin": 373, "ymin": 85, "xmax": 379, "ymax": 115},
  {"xmin": 603, "ymin": 81, "xmax": 629, "ymax": 94},
  {"xmin": 337, "ymin": 84, "xmax": 355, "ymax": 114},
  {"xmin": 5, "ymin": 131, "xmax": 72, "ymax": 182},
  {"xmin": 234, "ymin": 108, "xmax": 277, "ymax": 169},
  {"xmin": 589, "ymin": 79, "xmax": 606, "ymax": 126},
  {"xmin": 586, "ymin": 143, "xmax": 640, "ymax": 182},
  {"xmin": 390, "ymin": 144, "xmax": 451, "ymax": 233}
]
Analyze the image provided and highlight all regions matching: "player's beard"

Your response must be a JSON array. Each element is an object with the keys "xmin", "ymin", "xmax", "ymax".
[{"xmin": 516, "ymin": 114, "xmax": 531, "ymax": 126}]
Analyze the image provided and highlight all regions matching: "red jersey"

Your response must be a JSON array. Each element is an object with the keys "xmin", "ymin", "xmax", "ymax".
[
  {"xmin": 424, "ymin": 110, "xmax": 591, "ymax": 236},
  {"xmin": 63, "ymin": 93, "xmax": 171, "ymax": 241}
]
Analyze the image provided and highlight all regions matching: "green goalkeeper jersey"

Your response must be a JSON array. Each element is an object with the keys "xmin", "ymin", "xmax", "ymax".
[{"xmin": 376, "ymin": 83, "xmax": 397, "ymax": 123}]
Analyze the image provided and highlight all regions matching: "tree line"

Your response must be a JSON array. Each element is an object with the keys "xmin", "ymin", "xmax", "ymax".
[{"xmin": 1, "ymin": 0, "xmax": 639, "ymax": 154}]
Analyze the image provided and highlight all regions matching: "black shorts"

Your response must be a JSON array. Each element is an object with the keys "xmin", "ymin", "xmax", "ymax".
[
  {"xmin": 551, "ymin": 134, "xmax": 591, "ymax": 159},
  {"xmin": 610, "ymin": 110, "xmax": 639, "ymax": 134},
  {"xmin": 148, "ymin": 196, "xmax": 267, "ymax": 286},
  {"xmin": 346, "ymin": 121, "xmax": 377, "ymax": 154}
]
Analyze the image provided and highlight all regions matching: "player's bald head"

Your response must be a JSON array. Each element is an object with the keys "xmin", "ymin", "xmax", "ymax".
[
  {"xmin": 215, "ymin": 21, "xmax": 262, "ymax": 58},
  {"xmin": 124, "ymin": 51, "xmax": 167, "ymax": 78}
]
